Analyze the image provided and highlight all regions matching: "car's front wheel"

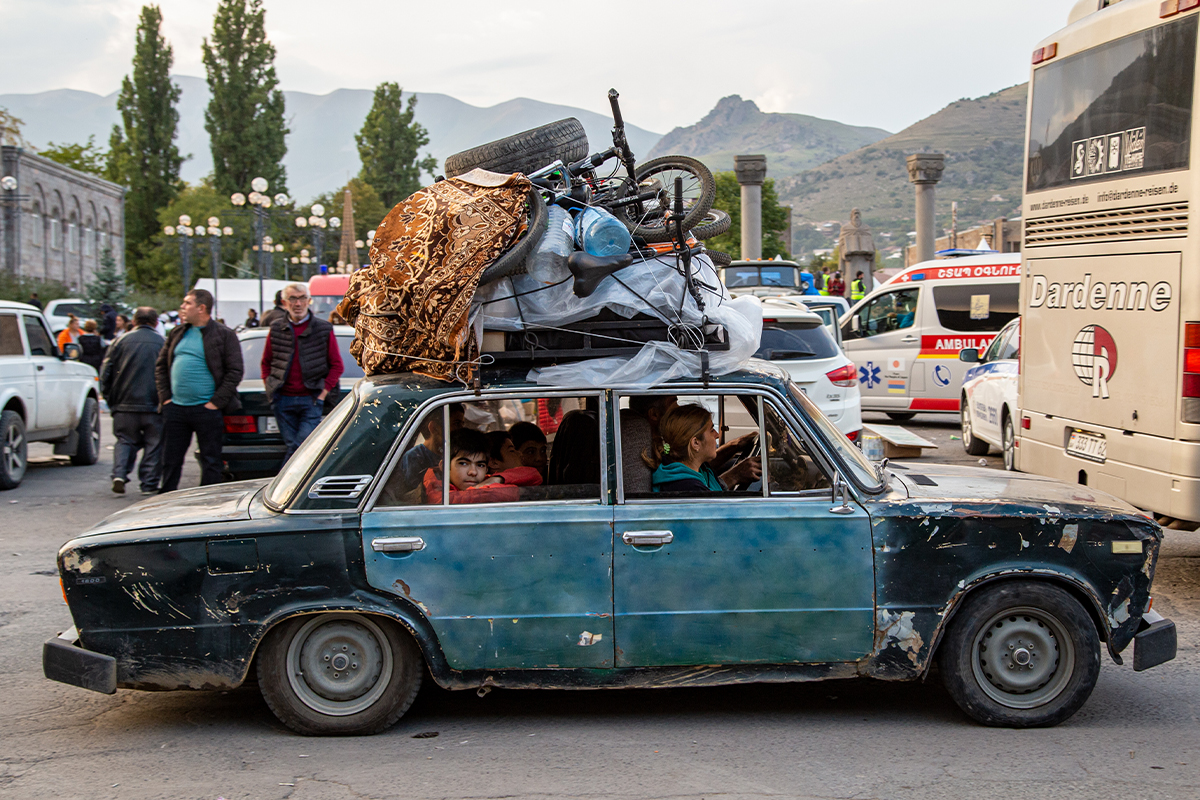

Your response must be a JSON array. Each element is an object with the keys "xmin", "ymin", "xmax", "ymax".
[
  {"xmin": 0, "ymin": 410, "xmax": 28, "ymax": 490},
  {"xmin": 938, "ymin": 581, "xmax": 1100, "ymax": 727},
  {"xmin": 257, "ymin": 613, "xmax": 423, "ymax": 735}
]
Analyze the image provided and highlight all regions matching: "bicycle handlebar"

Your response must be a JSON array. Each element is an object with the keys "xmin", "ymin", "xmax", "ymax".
[{"xmin": 608, "ymin": 89, "xmax": 624, "ymax": 129}]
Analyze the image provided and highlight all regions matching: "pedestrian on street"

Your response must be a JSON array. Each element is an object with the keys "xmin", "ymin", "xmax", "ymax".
[
  {"xmin": 260, "ymin": 291, "xmax": 287, "ymax": 327},
  {"xmin": 155, "ymin": 288, "xmax": 244, "ymax": 492},
  {"xmin": 57, "ymin": 314, "xmax": 81, "ymax": 349},
  {"xmin": 113, "ymin": 313, "xmax": 130, "ymax": 340},
  {"xmin": 99, "ymin": 303, "xmax": 117, "ymax": 340},
  {"xmin": 828, "ymin": 272, "xmax": 846, "ymax": 298},
  {"xmin": 260, "ymin": 282, "xmax": 344, "ymax": 460},
  {"xmin": 244, "ymin": 308, "xmax": 260, "ymax": 328},
  {"xmin": 851, "ymin": 271, "xmax": 867, "ymax": 302},
  {"xmin": 99, "ymin": 307, "xmax": 165, "ymax": 495},
  {"xmin": 26, "ymin": 292, "xmax": 42, "ymax": 310},
  {"xmin": 77, "ymin": 319, "xmax": 106, "ymax": 372}
]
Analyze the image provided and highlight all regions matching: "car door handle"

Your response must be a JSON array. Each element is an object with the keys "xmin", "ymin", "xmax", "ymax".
[
  {"xmin": 901, "ymin": 335, "xmax": 918, "ymax": 343},
  {"xmin": 622, "ymin": 530, "xmax": 673, "ymax": 546},
  {"xmin": 36, "ymin": 365, "xmax": 44, "ymax": 371},
  {"xmin": 371, "ymin": 537, "xmax": 426, "ymax": 553}
]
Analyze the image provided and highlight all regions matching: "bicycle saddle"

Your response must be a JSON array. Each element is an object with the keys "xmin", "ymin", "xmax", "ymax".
[{"xmin": 568, "ymin": 251, "xmax": 635, "ymax": 298}]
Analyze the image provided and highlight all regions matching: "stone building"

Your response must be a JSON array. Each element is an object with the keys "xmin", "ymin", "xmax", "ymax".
[
  {"xmin": 903, "ymin": 217, "xmax": 1021, "ymax": 266},
  {"xmin": 1, "ymin": 146, "xmax": 126, "ymax": 291}
]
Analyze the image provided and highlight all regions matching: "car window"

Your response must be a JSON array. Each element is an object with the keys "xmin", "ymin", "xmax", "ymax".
[
  {"xmin": 376, "ymin": 394, "xmax": 603, "ymax": 508},
  {"xmin": 0, "ymin": 313, "xmax": 23, "ymax": 356},
  {"xmin": 265, "ymin": 390, "xmax": 357, "ymax": 507},
  {"xmin": 239, "ymin": 333, "xmax": 365, "ymax": 380},
  {"xmin": 852, "ymin": 288, "xmax": 919, "ymax": 339},
  {"xmin": 51, "ymin": 302, "xmax": 93, "ymax": 318},
  {"xmin": 22, "ymin": 315, "xmax": 56, "ymax": 357},
  {"xmin": 763, "ymin": 400, "xmax": 833, "ymax": 496},
  {"xmin": 755, "ymin": 320, "xmax": 840, "ymax": 360},
  {"xmin": 981, "ymin": 328, "xmax": 1010, "ymax": 362},
  {"xmin": 932, "ymin": 284, "xmax": 1019, "ymax": 333},
  {"xmin": 1000, "ymin": 323, "xmax": 1020, "ymax": 360}
]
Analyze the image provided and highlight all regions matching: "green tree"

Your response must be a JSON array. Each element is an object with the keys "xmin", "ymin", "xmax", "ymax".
[
  {"xmin": 309, "ymin": 177, "xmax": 388, "ymax": 243},
  {"xmin": 202, "ymin": 0, "xmax": 288, "ymax": 197},
  {"xmin": 706, "ymin": 172, "xmax": 791, "ymax": 260},
  {"xmin": 113, "ymin": 5, "xmax": 185, "ymax": 273},
  {"xmin": 0, "ymin": 107, "xmax": 29, "ymax": 147},
  {"xmin": 86, "ymin": 249, "xmax": 130, "ymax": 309},
  {"xmin": 40, "ymin": 136, "xmax": 109, "ymax": 177},
  {"xmin": 134, "ymin": 181, "xmax": 246, "ymax": 295},
  {"xmin": 356, "ymin": 83, "xmax": 437, "ymax": 208}
]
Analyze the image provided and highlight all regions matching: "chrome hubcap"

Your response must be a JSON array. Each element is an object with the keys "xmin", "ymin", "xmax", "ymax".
[
  {"xmin": 962, "ymin": 404, "xmax": 973, "ymax": 445},
  {"xmin": 1004, "ymin": 421, "xmax": 1015, "ymax": 470},
  {"xmin": 972, "ymin": 606, "xmax": 1074, "ymax": 709}
]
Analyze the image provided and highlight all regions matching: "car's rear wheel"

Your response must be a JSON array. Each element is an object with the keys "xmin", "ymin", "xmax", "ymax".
[
  {"xmin": 1002, "ymin": 413, "xmax": 1017, "ymax": 471},
  {"xmin": 0, "ymin": 410, "xmax": 28, "ymax": 490},
  {"xmin": 257, "ymin": 613, "xmax": 423, "ymax": 736},
  {"xmin": 938, "ymin": 581, "xmax": 1100, "ymax": 727},
  {"xmin": 885, "ymin": 412, "xmax": 916, "ymax": 422},
  {"xmin": 70, "ymin": 397, "xmax": 100, "ymax": 466},
  {"xmin": 961, "ymin": 397, "xmax": 990, "ymax": 456}
]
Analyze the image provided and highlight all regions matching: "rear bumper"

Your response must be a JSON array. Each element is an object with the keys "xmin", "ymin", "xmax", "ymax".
[
  {"xmin": 43, "ymin": 626, "xmax": 116, "ymax": 694},
  {"xmin": 1133, "ymin": 610, "xmax": 1177, "ymax": 672}
]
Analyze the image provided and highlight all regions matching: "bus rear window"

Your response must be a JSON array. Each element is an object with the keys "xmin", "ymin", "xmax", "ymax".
[
  {"xmin": 1027, "ymin": 14, "xmax": 1196, "ymax": 192},
  {"xmin": 932, "ymin": 284, "xmax": 1019, "ymax": 333}
]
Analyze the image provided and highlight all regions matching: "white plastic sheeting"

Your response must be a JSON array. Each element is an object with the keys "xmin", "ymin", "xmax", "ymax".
[{"xmin": 471, "ymin": 249, "xmax": 763, "ymax": 389}]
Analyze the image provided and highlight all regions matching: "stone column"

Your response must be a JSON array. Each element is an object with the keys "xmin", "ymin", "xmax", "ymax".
[
  {"xmin": 906, "ymin": 154, "xmax": 945, "ymax": 265},
  {"xmin": 734, "ymin": 155, "xmax": 767, "ymax": 260}
]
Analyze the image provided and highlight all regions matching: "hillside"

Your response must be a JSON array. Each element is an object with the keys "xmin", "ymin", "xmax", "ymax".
[
  {"xmin": 775, "ymin": 84, "xmax": 1028, "ymax": 239},
  {"xmin": 647, "ymin": 95, "xmax": 890, "ymax": 176},
  {"xmin": 0, "ymin": 77, "xmax": 663, "ymax": 202}
]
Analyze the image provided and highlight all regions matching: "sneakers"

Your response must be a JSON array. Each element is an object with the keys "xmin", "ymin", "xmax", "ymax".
[
  {"xmin": 139, "ymin": 487, "xmax": 158, "ymax": 495},
  {"xmin": 111, "ymin": 477, "xmax": 126, "ymax": 494}
]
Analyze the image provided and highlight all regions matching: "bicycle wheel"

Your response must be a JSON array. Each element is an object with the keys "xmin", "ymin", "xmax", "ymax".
[
  {"xmin": 444, "ymin": 118, "xmax": 589, "ymax": 179},
  {"xmin": 621, "ymin": 156, "xmax": 716, "ymax": 244},
  {"xmin": 706, "ymin": 249, "xmax": 732, "ymax": 267},
  {"xmin": 692, "ymin": 208, "xmax": 731, "ymax": 240}
]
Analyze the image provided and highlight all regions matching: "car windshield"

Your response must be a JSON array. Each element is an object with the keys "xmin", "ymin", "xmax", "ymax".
[
  {"xmin": 265, "ymin": 392, "xmax": 357, "ymax": 508},
  {"xmin": 787, "ymin": 381, "xmax": 882, "ymax": 492},
  {"xmin": 755, "ymin": 321, "xmax": 839, "ymax": 360},
  {"xmin": 725, "ymin": 267, "xmax": 797, "ymax": 288},
  {"xmin": 239, "ymin": 333, "xmax": 365, "ymax": 381}
]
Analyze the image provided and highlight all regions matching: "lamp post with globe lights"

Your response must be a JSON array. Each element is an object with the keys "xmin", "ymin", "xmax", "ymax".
[
  {"xmin": 163, "ymin": 214, "xmax": 197, "ymax": 293},
  {"xmin": 229, "ymin": 177, "xmax": 293, "ymax": 314},
  {"xmin": 294, "ymin": 204, "xmax": 341, "ymax": 277},
  {"xmin": 1, "ymin": 175, "xmax": 31, "ymax": 275},
  {"xmin": 204, "ymin": 217, "xmax": 234, "ymax": 316}
]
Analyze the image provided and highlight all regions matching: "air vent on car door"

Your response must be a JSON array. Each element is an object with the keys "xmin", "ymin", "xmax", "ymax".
[
  {"xmin": 1024, "ymin": 203, "xmax": 1188, "ymax": 247},
  {"xmin": 308, "ymin": 475, "xmax": 373, "ymax": 499}
]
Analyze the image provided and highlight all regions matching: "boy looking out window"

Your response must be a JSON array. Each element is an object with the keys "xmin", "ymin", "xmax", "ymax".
[{"xmin": 424, "ymin": 429, "xmax": 541, "ymax": 504}]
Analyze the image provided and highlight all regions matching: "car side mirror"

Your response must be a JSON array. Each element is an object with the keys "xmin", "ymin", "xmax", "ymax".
[
  {"xmin": 850, "ymin": 316, "xmax": 861, "ymax": 333},
  {"xmin": 959, "ymin": 348, "xmax": 980, "ymax": 363},
  {"xmin": 62, "ymin": 343, "xmax": 82, "ymax": 360}
]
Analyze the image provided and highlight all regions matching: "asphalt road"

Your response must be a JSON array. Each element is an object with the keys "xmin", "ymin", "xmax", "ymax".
[{"xmin": 1, "ymin": 411, "xmax": 1197, "ymax": 800}]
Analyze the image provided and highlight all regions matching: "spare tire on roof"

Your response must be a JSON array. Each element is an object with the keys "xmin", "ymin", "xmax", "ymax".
[{"xmin": 444, "ymin": 118, "xmax": 589, "ymax": 179}]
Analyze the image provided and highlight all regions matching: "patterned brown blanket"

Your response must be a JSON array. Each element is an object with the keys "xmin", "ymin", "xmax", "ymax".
[{"xmin": 336, "ymin": 171, "xmax": 531, "ymax": 381}]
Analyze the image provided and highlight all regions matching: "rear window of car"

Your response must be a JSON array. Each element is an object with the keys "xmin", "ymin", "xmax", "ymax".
[
  {"xmin": 755, "ymin": 321, "xmax": 840, "ymax": 360},
  {"xmin": 932, "ymin": 284, "xmax": 1019, "ymax": 333},
  {"xmin": 240, "ymin": 333, "xmax": 365, "ymax": 379},
  {"xmin": 52, "ymin": 302, "xmax": 93, "ymax": 318},
  {"xmin": 0, "ymin": 313, "xmax": 23, "ymax": 356}
]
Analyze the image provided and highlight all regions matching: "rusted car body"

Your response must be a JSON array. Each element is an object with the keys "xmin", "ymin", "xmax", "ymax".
[{"xmin": 45, "ymin": 364, "xmax": 1176, "ymax": 734}]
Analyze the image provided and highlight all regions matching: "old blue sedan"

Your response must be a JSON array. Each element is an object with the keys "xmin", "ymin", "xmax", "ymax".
[{"xmin": 45, "ymin": 362, "xmax": 1175, "ymax": 734}]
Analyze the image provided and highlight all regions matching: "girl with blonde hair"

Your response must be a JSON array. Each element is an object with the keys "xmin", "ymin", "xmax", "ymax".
[{"xmin": 644, "ymin": 404, "xmax": 728, "ymax": 493}]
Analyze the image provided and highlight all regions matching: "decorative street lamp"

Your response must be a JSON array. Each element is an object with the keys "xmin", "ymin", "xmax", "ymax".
[
  {"xmin": 230, "ymin": 177, "xmax": 292, "ymax": 314},
  {"xmin": 163, "ymin": 214, "xmax": 195, "ymax": 292},
  {"xmin": 294, "ymin": 203, "xmax": 340, "ymax": 277},
  {"xmin": 1, "ymin": 175, "xmax": 31, "ymax": 276},
  {"xmin": 203, "ymin": 216, "xmax": 233, "ymax": 318}
]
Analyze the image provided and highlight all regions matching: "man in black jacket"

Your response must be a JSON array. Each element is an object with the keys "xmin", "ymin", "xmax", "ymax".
[
  {"xmin": 100, "ymin": 307, "xmax": 165, "ymax": 495},
  {"xmin": 155, "ymin": 288, "xmax": 244, "ymax": 492}
]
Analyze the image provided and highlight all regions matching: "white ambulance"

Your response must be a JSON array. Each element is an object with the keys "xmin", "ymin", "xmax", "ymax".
[{"xmin": 839, "ymin": 254, "xmax": 1021, "ymax": 419}]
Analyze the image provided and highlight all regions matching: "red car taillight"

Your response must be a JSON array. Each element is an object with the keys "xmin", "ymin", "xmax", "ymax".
[
  {"xmin": 224, "ymin": 415, "xmax": 256, "ymax": 433},
  {"xmin": 845, "ymin": 429, "xmax": 860, "ymax": 442},
  {"xmin": 826, "ymin": 364, "xmax": 858, "ymax": 388}
]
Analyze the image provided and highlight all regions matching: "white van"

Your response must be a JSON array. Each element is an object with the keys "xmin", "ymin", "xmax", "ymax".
[{"xmin": 839, "ymin": 254, "xmax": 1021, "ymax": 419}]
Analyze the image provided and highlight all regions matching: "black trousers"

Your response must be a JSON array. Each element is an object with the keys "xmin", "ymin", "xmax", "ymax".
[{"xmin": 160, "ymin": 403, "xmax": 225, "ymax": 492}]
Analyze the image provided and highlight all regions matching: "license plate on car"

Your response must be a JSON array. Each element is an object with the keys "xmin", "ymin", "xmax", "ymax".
[
  {"xmin": 263, "ymin": 416, "xmax": 279, "ymax": 434},
  {"xmin": 1066, "ymin": 430, "xmax": 1106, "ymax": 463}
]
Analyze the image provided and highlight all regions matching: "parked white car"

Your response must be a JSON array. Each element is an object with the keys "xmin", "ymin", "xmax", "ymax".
[
  {"xmin": 752, "ymin": 297, "xmax": 862, "ymax": 440},
  {"xmin": 0, "ymin": 301, "xmax": 102, "ymax": 488},
  {"xmin": 42, "ymin": 298, "xmax": 95, "ymax": 335},
  {"xmin": 959, "ymin": 316, "xmax": 1020, "ymax": 470}
]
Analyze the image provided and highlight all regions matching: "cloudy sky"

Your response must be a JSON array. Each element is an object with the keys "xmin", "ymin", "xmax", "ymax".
[{"xmin": 6, "ymin": 0, "xmax": 1079, "ymax": 134}]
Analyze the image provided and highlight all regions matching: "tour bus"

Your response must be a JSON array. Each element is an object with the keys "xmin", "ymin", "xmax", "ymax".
[
  {"xmin": 840, "ymin": 254, "xmax": 1020, "ymax": 419},
  {"xmin": 1019, "ymin": 0, "xmax": 1200, "ymax": 525}
]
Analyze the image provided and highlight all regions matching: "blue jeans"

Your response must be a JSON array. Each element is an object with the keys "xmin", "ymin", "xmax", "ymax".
[{"xmin": 274, "ymin": 394, "xmax": 324, "ymax": 461}]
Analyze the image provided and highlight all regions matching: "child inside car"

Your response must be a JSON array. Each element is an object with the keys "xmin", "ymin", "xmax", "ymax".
[{"xmin": 424, "ymin": 428, "xmax": 542, "ymax": 504}]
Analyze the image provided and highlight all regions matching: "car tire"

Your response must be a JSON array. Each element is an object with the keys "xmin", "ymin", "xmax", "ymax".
[
  {"xmin": 0, "ymin": 410, "xmax": 28, "ymax": 490},
  {"xmin": 961, "ymin": 397, "xmax": 990, "ymax": 456},
  {"xmin": 1002, "ymin": 413, "xmax": 1017, "ymax": 471},
  {"xmin": 885, "ymin": 412, "xmax": 917, "ymax": 422},
  {"xmin": 70, "ymin": 397, "xmax": 100, "ymax": 466},
  {"xmin": 938, "ymin": 581, "xmax": 1100, "ymax": 727},
  {"xmin": 257, "ymin": 613, "xmax": 423, "ymax": 736},
  {"xmin": 443, "ymin": 118, "xmax": 589, "ymax": 179}
]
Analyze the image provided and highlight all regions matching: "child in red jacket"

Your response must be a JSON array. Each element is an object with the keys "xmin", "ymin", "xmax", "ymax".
[{"xmin": 424, "ymin": 428, "xmax": 542, "ymax": 504}]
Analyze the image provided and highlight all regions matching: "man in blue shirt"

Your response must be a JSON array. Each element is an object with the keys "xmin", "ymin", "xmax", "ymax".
[{"xmin": 155, "ymin": 289, "xmax": 244, "ymax": 491}]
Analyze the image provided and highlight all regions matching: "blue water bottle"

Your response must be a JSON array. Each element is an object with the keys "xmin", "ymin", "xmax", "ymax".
[{"xmin": 574, "ymin": 206, "xmax": 632, "ymax": 257}]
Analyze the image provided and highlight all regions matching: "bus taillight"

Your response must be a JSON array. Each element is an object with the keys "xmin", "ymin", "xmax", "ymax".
[
  {"xmin": 1183, "ymin": 323, "xmax": 1200, "ymax": 422},
  {"xmin": 1162, "ymin": 0, "xmax": 1200, "ymax": 19}
]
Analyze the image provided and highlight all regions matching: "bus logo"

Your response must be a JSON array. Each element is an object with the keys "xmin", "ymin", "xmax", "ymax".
[{"xmin": 1071, "ymin": 325, "xmax": 1118, "ymax": 400}]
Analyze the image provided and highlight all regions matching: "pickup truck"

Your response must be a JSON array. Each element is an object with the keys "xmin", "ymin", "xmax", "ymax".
[{"xmin": 0, "ymin": 300, "xmax": 102, "ymax": 488}]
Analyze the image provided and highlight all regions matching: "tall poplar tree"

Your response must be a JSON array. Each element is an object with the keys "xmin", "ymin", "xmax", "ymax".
[
  {"xmin": 113, "ymin": 5, "xmax": 184, "ymax": 266},
  {"xmin": 202, "ymin": 0, "xmax": 288, "ymax": 197},
  {"xmin": 356, "ymin": 83, "xmax": 437, "ymax": 208}
]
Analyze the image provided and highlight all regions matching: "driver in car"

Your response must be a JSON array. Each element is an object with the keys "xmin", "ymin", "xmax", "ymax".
[{"xmin": 643, "ymin": 404, "xmax": 761, "ymax": 492}]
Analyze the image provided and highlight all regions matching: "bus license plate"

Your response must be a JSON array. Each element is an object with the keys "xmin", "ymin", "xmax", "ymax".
[
  {"xmin": 1067, "ymin": 431, "xmax": 1106, "ymax": 463},
  {"xmin": 262, "ymin": 416, "xmax": 279, "ymax": 434}
]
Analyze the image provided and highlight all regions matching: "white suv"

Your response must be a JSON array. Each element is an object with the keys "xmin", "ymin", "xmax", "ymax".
[
  {"xmin": 0, "ymin": 301, "xmax": 102, "ymax": 489},
  {"xmin": 751, "ymin": 297, "xmax": 863, "ymax": 440}
]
